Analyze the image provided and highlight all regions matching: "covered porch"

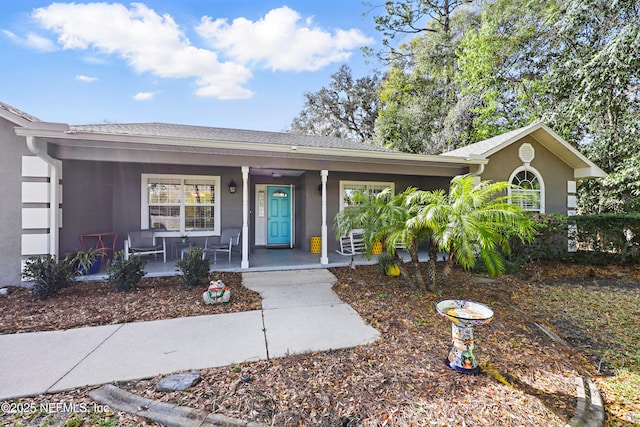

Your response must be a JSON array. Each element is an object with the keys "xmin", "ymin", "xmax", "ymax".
[
  {"xmin": 16, "ymin": 121, "xmax": 476, "ymax": 283},
  {"xmin": 81, "ymin": 246, "xmax": 435, "ymax": 280}
]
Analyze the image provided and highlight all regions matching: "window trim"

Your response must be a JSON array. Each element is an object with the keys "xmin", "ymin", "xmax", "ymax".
[
  {"xmin": 141, "ymin": 173, "xmax": 221, "ymax": 236},
  {"xmin": 508, "ymin": 166, "xmax": 545, "ymax": 213},
  {"xmin": 339, "ymin": 180, "xmax": 395, "ymax": 211}
]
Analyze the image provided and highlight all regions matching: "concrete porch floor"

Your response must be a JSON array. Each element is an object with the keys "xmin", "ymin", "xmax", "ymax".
[
  {"xmin": 81, "ymin": 247, "xmax": 397, "ymax": 281},
  {"xmin": 80, "ymin": 246, "xmax": 437, "ymax": 282}
]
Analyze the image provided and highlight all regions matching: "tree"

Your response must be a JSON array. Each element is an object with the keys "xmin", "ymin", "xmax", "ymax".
[
  {"xmin": 334, "ymin": 176, "xmax": 535, "ymax": 292},
  {"xmin": 455, "ymin": 0, "xmax": 555, "ymax": 141},
  {"xmin": 369, "ymin": 0, "xmax": 476, "ymax": 62},
  {"xmin": 452, "ymin": 0, "xmax": 640, "ymax": 213},
  {"xmin": 408, "ymin": 175, "xmax": 536, "ymax": 288},
  {"xmin": 289, "ymin": 65, "xmax": 382, "ymax": 143},
  {"xmin": 374, "ymin": 4, "xmax": 481, "ymax": 153},
  {"xmin": 541, "ymin": 0, "xmax": 640, "ymax": 213}
]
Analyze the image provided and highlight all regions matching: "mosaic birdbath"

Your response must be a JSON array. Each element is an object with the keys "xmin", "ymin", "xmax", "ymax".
[{"xmin": 436, "ymin": 299, "xmax": 494, "ymax": 374}]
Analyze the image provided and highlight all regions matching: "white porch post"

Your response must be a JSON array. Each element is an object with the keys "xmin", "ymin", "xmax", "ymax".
[
  {"xmin": 320, "ymin": 170, "xmax": 329, "ymax": 264},
  {"xmin": 241, "ymin": 166, "xmax": 250, "ymax": 269}
]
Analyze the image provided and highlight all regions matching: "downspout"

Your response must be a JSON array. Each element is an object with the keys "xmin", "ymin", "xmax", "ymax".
[
  {"xmin": 469, "ymin": 163, "xmax": 485, "ymax": 177},
  {"xmin": 26, "ymin": 136, "xmax": 62, "ymax": 258},
  {"xmin": 468, "ymin": 162, "xmax": 485, "ymax": 185}
]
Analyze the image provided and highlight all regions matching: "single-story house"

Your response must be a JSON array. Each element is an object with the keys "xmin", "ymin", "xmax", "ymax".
[{"xmin": 0, "ymin": 101, "xmax": 606, "ymax": 285}]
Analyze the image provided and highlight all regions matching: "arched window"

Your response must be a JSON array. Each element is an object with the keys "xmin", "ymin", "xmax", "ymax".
[{"xmin": 509, "ymin": 167, "xmax": 544, "ymax": 213}]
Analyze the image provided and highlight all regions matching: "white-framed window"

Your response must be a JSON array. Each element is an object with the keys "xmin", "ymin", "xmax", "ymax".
[
  {"xmin": 339, "ymin": 180, "xmax": 395, "ymax": 210},
  {"xmin": 141, "ymin": 174, "xmax": 220, "ymax": 235},
  {"xmin": 508, "ymin": 166, "xmax": 545, "ymax": 213}
]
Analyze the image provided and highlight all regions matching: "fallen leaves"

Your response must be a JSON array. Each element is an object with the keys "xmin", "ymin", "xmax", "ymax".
[
  {"xmin": 0, "ymin": 272, "xmax": 259, "ymax": 334},
  {"xmin": 2, "ymin": 262, "xmax": 638, "ymax": 426}
]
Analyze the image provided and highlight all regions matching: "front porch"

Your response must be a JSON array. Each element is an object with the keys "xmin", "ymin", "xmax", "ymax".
[{"xmin": 81, "ymin": 246, "xmax": 435, "ymax": 281}]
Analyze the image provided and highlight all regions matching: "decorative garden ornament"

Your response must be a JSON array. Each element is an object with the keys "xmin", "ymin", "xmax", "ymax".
[
  {"xmin": 436, "ymin": 299, "xmax": 494, "ymax": 374},
  {"xmin": 203, "ymin": 280, "xmax": 230, "ymax": 304}
]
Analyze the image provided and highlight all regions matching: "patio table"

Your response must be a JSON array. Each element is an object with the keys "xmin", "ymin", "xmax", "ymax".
[{"xmin": 80, "ymin": 232, "xmax": 118, "ymax": 262}]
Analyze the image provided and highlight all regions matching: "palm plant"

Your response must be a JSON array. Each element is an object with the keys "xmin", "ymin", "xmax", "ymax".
[
  {"xmin": 334, "ymin": 187, "xmax": 394, "ymax": 256},
  {"xmin": 334, "ymin": 188, "xmax": 426, "ymax": 286},
  {"xmin": 409, "ymin": 175, "xmax": 537, "ymax": 290}
]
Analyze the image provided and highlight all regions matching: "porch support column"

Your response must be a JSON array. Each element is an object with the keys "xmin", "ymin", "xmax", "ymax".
[
  {"xmin": 241, "ymin": 166, "xmax": 249, "ymax": 269},
  {"xmin": 320, "ymin": 170, "xmax": 329, "ymax": 265}
]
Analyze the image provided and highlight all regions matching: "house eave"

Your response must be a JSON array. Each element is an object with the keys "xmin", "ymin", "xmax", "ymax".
[
  {"xmin": 15, "ymin": 127, "xmax": 487, "ymax": 171},
  {"xmin": 574, "ymin": 166, "xmax": 608, "ymax": 179},
  {"xmin": 476, "ymin": 123, "xmax": 607, "ymax": 179}
]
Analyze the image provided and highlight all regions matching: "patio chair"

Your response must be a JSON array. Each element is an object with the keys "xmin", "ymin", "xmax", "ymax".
[
  {"xmin": 124, "ymin": 230, "xmax": 166, "ymax": 263},
  {"xmin": 204, "ymin": 228, "xmax": 241, "ymax": 263},
  {"xmin": 336, "ymin": 229, "xmax": 365, "ymax": 255}
]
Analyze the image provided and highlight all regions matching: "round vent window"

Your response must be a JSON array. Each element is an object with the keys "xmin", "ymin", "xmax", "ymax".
[{"xmin": 518, "ymin": 143, "xmax": 535, "ymax": 164}]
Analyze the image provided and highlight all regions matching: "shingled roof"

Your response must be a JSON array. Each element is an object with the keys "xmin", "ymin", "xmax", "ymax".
[
  {"xmin": 70, "ymin": 122, "xmax": 395, "ymax": 153},
  {"xmin": 441, "ymin": 122, "xmax": 541, "ymax": 159},
  {"xmin": 0, "ymin": 102, "xmax": 41, "ymax": 124},
  {"xmin": 441, "ymin": 122, "xmax": 606, "ymax": 179}
]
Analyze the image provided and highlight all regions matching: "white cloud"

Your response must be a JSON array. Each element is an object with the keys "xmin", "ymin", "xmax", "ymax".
[
  {"xmin": 196, "ymin": 6, "xmax": 373, "ymax": 72},
  {"xmin": 133, "ymin": 92, "xmax": 155, "ymax": 101},
  {"xmin": 2, "ymin": 29, "xmax": 56, "ymax": 52},
  {"xmin": 25, "ymin": 3, "xmax": 371, "ymax": 99},
  {"xmin": 75, "ymin": 74, "xmax": 98, "ymax": 82},
  {"xmin": 31, "ymin": 2, "xmax": 253, "ymax": 99}
]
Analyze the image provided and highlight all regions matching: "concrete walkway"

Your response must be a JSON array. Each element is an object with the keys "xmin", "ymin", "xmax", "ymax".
[{"xmin": 0, "ymin": 269, "xmax": 379, "ymax": 401}]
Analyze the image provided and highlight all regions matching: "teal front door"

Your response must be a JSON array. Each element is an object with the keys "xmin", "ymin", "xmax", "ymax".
[{"xmin": 267, "ymin": 186, "xmax": 291, "ymax": 245}]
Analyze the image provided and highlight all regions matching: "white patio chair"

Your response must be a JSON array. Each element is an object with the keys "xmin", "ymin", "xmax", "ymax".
[
  {"xmin": 336, "ymin": 229, "xmax": 365, "ymax": 255},
  {"xmin": 204, "ymin": 228, "xmax": 241, "ymax": 263},
  {"xmin": 124, "ymin": 230, "xmax": 166, "ymax": 263}
]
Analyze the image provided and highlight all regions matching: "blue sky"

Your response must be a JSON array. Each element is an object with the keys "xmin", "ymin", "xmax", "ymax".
[{"xmin": 1, "ymin": 1, "xmax": 383, "ymax": 131}]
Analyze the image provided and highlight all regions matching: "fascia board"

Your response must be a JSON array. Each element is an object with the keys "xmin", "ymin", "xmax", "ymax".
[
  {"xmin": 16, "ymin": 127, "xmax": 487, "ymax": 168},
  {"xmin": 2, "ymin": 111, "xmax": 32, "ymax": 128}
]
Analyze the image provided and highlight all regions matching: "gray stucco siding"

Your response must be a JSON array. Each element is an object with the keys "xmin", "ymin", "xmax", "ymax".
[
  {"xmin": 60, "ymin": 161, "xmax": 245, "ymax": 255},
  {"xmin": 0, "ymin": 118, "xmax": 31, "ymax": 286},
  {"xmin": 482, "ymin": 137, "xmax": 574, "ymax": 215}
]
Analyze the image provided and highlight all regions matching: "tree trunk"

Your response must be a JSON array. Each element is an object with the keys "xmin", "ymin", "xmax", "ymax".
[
  {"xmin": 440, "ymin": 251, "xmax": 455, "ymax": 292},
  {"xmin": 408, "ymin": 243, "xmax": 425, "ymax": 289},
  {"xmin": 427, "ymin": 243, "xmax": 438, "ymax": 293}
]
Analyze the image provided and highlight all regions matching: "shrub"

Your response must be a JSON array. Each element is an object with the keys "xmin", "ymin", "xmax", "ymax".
[
  {"xmin": 508, "ymin": 213, "xmax": 640, "ymax": 265},
  {"xmin": 107, "ymin": 251, "xmax": 147, "ymax": 292},
  {"xmin": 22, "ymin": 254, "xmax": 76, "ymax": 300},
  {"xmin": 509, "ymin": 213, "xmax": 570, "ymax": 262},
  {"xmin": 176, "ymin": 248, "xmax": 210, "ymax": 287},
  {"xmin": 376, "ymin": 253, "xmax": 397, "ymax": 276},
  {"xmin": 573, "ymin": 213, "xmax": 640, "ymax": 262}
]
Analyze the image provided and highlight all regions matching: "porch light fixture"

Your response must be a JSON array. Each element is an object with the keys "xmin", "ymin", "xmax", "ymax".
[{"xmin": 228, "ymin": 179, "xmax": 237, "ymax": 194}]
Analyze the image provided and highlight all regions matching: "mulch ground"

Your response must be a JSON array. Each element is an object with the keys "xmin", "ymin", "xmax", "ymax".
[
  {"xmin": 0, "ymin": 262, "xmax": 636, "ymax": 426},
  {"xmin": 0, "ymin": 272, "xmax": 260, "ymax": 334}
]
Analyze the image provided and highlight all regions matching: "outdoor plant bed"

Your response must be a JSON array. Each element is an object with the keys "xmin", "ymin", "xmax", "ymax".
[
  {"xmin": 98, "ymin": 265, "xmax": 585, "ymax": 425},
  {"xmin": 0, "ymin": 272, "xmax": 259, "ymax": 334},
  {"xmin": 1, "ymin": 263, "xmax": 638, "ymax": 426}
]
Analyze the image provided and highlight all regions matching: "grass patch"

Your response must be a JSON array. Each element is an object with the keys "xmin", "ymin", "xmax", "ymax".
[{"xmin": 512, "ymin": 271, "xmax": 640, "ymax": 426}]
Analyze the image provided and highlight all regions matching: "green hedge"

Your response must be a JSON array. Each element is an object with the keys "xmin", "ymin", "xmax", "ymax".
[{"xmin": 511, "ymin": 213, "xmax": 640, "ymax": 264}]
